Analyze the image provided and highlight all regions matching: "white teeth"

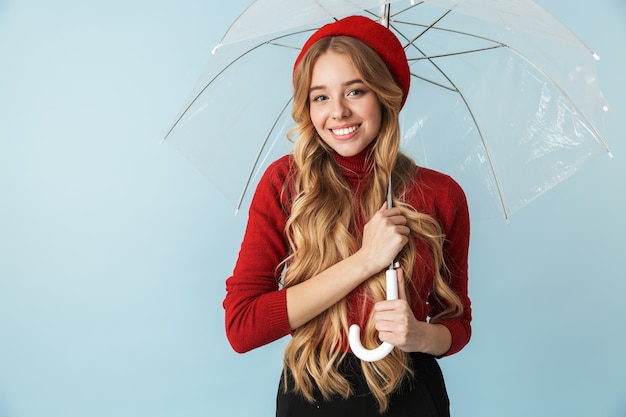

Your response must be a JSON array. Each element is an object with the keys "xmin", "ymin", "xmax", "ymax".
[{"xmin": 332, "ymin": 125, "xmax": 358, "ymax": 136}]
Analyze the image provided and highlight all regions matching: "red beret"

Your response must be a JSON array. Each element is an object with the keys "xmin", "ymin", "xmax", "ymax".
[{"xmin": 293, "ymin": 15, "xmax": 411, "ymax": 108}]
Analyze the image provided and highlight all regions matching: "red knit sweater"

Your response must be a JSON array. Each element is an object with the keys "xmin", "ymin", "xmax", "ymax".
[{"xmin": 223, "ymin": 150, "xmax": 472, "ymax": 356}]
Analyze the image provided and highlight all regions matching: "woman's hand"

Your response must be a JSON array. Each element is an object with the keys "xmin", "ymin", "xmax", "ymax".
[
  {"xmin": 358, "ymin": 203, "xmax": 410, "ymax": 274},
  {"xmin": 374, "ymin": 269, "xmax": 452, "ymax": 356}
]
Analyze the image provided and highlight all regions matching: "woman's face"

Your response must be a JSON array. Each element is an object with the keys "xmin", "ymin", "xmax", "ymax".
[{"xmin": 308, "ymin": 51, "xmax": 382, "ymax": 157}]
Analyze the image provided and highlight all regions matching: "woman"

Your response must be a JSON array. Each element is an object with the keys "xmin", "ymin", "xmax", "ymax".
[{"xmin": 223, "ymin": 15, "xmax": 472, "ymax": 416}]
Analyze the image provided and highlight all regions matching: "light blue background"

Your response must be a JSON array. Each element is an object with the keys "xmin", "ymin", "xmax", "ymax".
[{"xmin": 1, "ymin": 1, "xmax": 625, "ymax": 416}]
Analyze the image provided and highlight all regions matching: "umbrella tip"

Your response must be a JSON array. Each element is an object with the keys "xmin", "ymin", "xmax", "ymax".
[
  {"xmin": 212, "ymin": 43, "xmax": 222, "ymax": 55},
  {"xmin": 592, "ymin": 52, "xmax": 600, "ymax": 61}
]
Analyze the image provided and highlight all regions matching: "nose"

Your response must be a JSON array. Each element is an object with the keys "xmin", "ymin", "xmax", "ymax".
[{"xmin": 332, "ymin": 98, "xmax": 350, "ymax": 119}]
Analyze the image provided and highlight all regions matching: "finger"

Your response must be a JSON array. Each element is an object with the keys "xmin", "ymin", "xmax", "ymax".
[
  {"xmin": 388, "ymin": 214, "xmax": 407, "ymax": 226},
  {"xmin": 384, "ymin": 207, "xmax": 403, "ymax": 217},
  {"xmin": 394, "ymin": 224, "xmax": 410, "ymax": 236},
  {"xmin": 374, "ymin": 299, "xmax": 407, "ymax": 314},
  {"xmin": 374, "ymin": 299, "xmax": 399, "ymax": 313}
]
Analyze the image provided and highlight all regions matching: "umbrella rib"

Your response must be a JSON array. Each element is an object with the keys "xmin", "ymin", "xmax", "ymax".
[
  {"xmin": 266, "ymin": 41, "xmax": 302, "ymax": 51},
  {"xmin": 404, "ymin": 45, "xmax": 511, "ymax": 219},
  {"xmin": 388, "ymin": 8, "xmax": 510, "ymax": 218},
  {"xmin": 409, "ymin": 45, "xmax": 502, "ymax": 61},
  {"xmin": 410, "ymin": 73, "xmax": 456, "ymax": 92},
  {"xmin": 236, "ymin": 96, "xmax": 294, "ymax": 213},
  {"xmin": 444, "ymin": 74, "xmax": 510, "ymax": 219},
  {"xmin": 502, "ymin": 45, "xmax": 612, "ymax": 156},
  {"xmin": 397, "ymin": 19, "xmax": 506, "ymax": 47},
  {"xmin": 395, "ymin": 8, "xmax": 453, "ymax": 47},
  {"xmin": 162, "ymin": 41, "xmax": 269, "ymax": 142},
  {"xmin": 388, "ymin": 2, "xmax": 509, "ymax": 58},
  {"xmin": 456, "ymin": 88, "xmax": 511, "ymax": 221},
  {"xmin": 163, "ymin": 29, "xmax": 314, "ymax": 143}
]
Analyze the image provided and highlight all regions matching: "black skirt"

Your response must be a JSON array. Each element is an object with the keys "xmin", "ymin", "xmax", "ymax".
[{"xmin": 276, "ymin": 352, "xmax": 450, "ymax": 417}]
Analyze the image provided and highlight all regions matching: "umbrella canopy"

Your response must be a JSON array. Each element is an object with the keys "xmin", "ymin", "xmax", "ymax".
[{"xmin": 164, "ymin": 0, "xmax": 611, "ymax": 220}]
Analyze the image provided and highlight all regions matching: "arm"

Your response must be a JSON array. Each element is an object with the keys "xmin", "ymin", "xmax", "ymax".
[
  {"xmin": 373, "ymin": 173, "xmax": 472, "ymax": 357},
  {"xmin": 432, "ymin": 176, "xmax": 472, "ymax": 356},
  {"xmin": 224, "ymin": 158, "xmax": 411, "ymax": 352},
  {"xmin": 223, "ymin": 161, "xmax": 293, "ymax": 353},
  {"xmin": 286, "ymin": 203, "xmax": 409, "ymax": 329}
]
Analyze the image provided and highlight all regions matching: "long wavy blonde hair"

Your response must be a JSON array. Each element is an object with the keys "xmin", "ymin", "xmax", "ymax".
[{"xmin": 281, "ymin": 35, "xmax": 463, "ymax": 413}]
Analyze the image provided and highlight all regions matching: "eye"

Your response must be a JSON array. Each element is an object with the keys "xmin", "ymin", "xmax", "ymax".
[
  {"xmin": 348, "ymin": 88, "xmax": 366, "ymax": 97},
  {"xmin": 311, "ymin": 94, "xmax": 328, "ymax": 102}
]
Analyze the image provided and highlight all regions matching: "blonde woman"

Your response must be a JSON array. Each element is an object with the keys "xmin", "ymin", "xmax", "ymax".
[{"xmin": 223, "ymin": 15, "xmax": 472, "ymax": 417}]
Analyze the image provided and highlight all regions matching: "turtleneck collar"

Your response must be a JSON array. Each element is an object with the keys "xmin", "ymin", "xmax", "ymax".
[{"xmin": 331, "ymin": 142, "xmax": 375, "ymax": 177}]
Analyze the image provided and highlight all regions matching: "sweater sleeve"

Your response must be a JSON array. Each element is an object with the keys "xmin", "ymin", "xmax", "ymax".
[
  {"xmin": 223, "ymin": 157, "xmax": 293, "ymax": 353},
  {"xmin": 429, "ymin": 174, "xmax": 472, "ymax": 357}
]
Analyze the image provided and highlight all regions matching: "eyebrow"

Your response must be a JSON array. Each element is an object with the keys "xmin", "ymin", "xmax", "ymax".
[{"xmin": 309, "ymin": 79, "xmax": 365, "ymax": 94}]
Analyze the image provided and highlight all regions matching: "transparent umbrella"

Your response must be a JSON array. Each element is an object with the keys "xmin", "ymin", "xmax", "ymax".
[
  {"xmin": 163, "ymin": 0, "xmax": 611, "ymax": 221},
  {"xmin": 164, "ymin": 0, "xmax": 613, "ymax": 362}
]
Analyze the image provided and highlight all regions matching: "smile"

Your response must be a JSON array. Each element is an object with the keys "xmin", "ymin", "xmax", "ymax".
[{"xmin": 331, "ymin": 125, "xmax": 359, "ymax": 136}]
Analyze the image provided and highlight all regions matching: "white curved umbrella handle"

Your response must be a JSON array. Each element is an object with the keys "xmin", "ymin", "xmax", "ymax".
[{"xmin": 349, "ymin": 269, "xmax": 398, "ymax": 362}]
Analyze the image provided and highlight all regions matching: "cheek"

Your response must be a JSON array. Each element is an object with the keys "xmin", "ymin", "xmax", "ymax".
[
  {"xmin": 369, "ymin": 103, "xmax": 383, "ymax": 131},
  {"xmin": 309, "ymin": 107, "xmax": 325, "ymax": 132}
]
